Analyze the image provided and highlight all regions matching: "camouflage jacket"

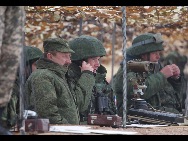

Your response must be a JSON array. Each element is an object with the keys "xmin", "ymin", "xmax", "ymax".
[
  {"xmin": 67, "ymin": 63, "xmax": 95, "ymax": 115},
  {"xmin": 25, "ymin": 58, "xmax": 87, "ymax": 124},
  {"xmin": 163, "ymin": 51, "xmax": 187, "ymax": 109},
  {"xmin": 113, "ymin": 57, "xmax": 182, "ymax": 117},
  {"xmin": 67, "ymin": 63, "xmax": 117, "ymax": 123},
  {"xmin": 94, "ymin": 65, "xmax": 117, "ymax": 115},
  {"xmin": 1, "ymin": 73, "xmax": 19, "ymax": 129},
  {"xmin": 0, "ymin": 6, "xmax": 25, "ymax": 108}
]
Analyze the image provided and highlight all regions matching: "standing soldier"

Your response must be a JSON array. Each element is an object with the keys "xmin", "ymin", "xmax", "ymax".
[
  {"xmin": 113, "ymin": 33, "xmax": 182, "ymax": 117},
  {"xmin": 0, "ymin": 6, "xmax": 25, "ymax": 135},
  {"xmin": 68, "ymin": 35, "xmax": 117, "ymax": 124}
]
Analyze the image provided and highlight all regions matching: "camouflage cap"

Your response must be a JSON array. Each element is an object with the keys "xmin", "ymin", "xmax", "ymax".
[
  {"xmin": 43, "ymin": 38, "xmax": 75, "ymax": 53},
  {"xmin": 127, "ymin": 33, "xmax": 164, "ymax": 56}
]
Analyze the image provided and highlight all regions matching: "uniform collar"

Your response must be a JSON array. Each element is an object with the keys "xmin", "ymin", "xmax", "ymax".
[
  {"xmin": 68, "ymin": 62, "xmax": 82, "ymax": 76},
  {"xmin": 36, "ymin": 57, "xmax": 68, "ymax": 77}
]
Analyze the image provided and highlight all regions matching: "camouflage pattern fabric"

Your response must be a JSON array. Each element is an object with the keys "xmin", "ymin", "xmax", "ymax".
[
  {"xmin": 0, "ymin": 6, "xmax": 25, "ymax": 107},
  {"xmin": 163, "ymin": 52, "xmax": 187, "ymax": 74},
  {"xmin": 94, "ymin": 65, "xmax": 117, "ymax": 115},
  {"xmin": 126, "ymin": 33, "xmax": 164, "ymax": 56},
  {"xmin": 163, "ymin": 51, "xmax": 187, "ymax": 110},
  {"xmin": 68, "ymin": 63, "xmax": 117, "ymax": 124},
  {"xmin": 135, "ymin": 71, "xmax": 181, "ymax": 113},
  {"xmin": 1, "ymin": 46, "xmax": 43, "ymax": 129},
  {"xmin": 112, "ymin": 63, "xmax": 124, "ymax": 117},
  {"xmin": 25, "ymin": 58, "xmax": 81, "ymax": 124},
  {"xmin": 68, "ymin": 35, "xmax": 115, "ymax": 124},
  {"xmin": 24, "ymin": 46, "xmax": 44, "ymax": 64},
  {"xmin": 1, "ymin": 74, "xmax": 19, "ymax": 128},
  {"xmin": 43, "ymin": 38, "xmax": 74, "ymax": 53},
  {"xmin": 113, "ymin": 56, "xmax": 182, "ymax": 117},
  {"xmin": 67, "ymin": 63, "xmax": 95, "ymax": 114},
  {"xmin": 69, "ymin": 35, "xmax": 106, "ymax": 61}
]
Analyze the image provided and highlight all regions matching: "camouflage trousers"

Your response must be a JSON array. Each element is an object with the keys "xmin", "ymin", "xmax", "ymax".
[{"xmin": 0, "ymin": 6, "xmax": 25, "ymax": 107}]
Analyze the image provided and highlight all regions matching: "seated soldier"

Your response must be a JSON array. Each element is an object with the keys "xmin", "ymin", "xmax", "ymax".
[
  {"xmin": 68, "ymin": 35, "xmax": 117, "ymax": 124},
  {"xmin": 113, "ymin": 33, "xmax": 182, "ymax": 117},
  {"xmin": 25, "ymin": 38, "xmax": 94, "ymax": 124},
  {"xmin": 1, "ymin": 46, "xmax": 43, "ymax": 129},
  {"xmin": 163, "ymin": 51, "xmax": 187, "ymax": 114}
]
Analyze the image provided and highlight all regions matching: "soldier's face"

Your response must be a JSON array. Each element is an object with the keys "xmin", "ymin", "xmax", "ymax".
[
  {"xmin": 87, "ymin": 57, "xmax": 100, "ymax": 73},
  {"xmin": 141, "ymin": 51, "xmax": 160, "ymax": 62},
  {"xmin": 149, "ymin": 51, "xmax": 160, "ymax": 62},
  {"xmin": 49, "ymin": 52, "xmax": 72, "ymax": 67}
]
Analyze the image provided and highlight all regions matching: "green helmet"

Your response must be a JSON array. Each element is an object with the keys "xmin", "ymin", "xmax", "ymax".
[
  {"xmin": 24, "ymin": 46, "xmax": 43, "ymax": 64},
  {"xmin": 127, "ymin": 33, "xmax": 164, "ymax": 56},
  {"xmin": 69, "ymin": 35, "xmax": 106, "ymax": 61}
]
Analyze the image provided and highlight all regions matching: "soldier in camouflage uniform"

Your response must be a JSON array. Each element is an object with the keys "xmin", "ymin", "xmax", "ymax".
[
  {"xmin": 25, "ymin": 38, "xmax": 94, "ymax": 124},
  {"xmin": 0, "ymin": 6, "xmax": 25, "ymax": 135},
  {"xmin": 163, "ymin": 51, "xmax": 187, "ymax": 112},
  {"xmin": 68, "ymin": 35, "xmax": 117, "ymax": 124},
  {"xmin": 113, "ymin": 33, "xmax": 182, "ymax": 117},
  {"xmin": 1, "ymin": 46, "xmax": 43, "ymax": 129}
]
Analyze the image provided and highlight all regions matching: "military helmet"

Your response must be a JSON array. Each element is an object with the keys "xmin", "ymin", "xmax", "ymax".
[
  {"xmin": 69, "ymin": 35, "xmax": 106, "ymax": 61},
  {"xmin": 24, "ymin": 46, "xmax": 43, "ymax": 64},
  {"xmin": 127, "ymin": 33, "xmax": 164, "ymax": 56}
]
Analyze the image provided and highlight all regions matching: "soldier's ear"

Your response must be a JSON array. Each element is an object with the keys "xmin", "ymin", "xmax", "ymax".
[{"xmin": 46, "ymin": 53, "xmax": 53, "ymax": 60}]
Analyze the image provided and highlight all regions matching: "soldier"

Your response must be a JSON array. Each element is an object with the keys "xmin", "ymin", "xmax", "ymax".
[
  {"xmin": 163, "ymin": 51, "xmax": 187, "ymax": 113},
  {"xmin": 68, "ymin": 35, "xmax": 117, "ymax": 124},
  {"xmin": 1, "ymin": 46, "xmax": 43, "ymax": 129},
  {"xmin": 25, "ymin": 38, "xmax": 94, "ymax": 124},
  {"xmin": 0, "ymin": 6, "xmax": 25, "ymax": 135},
  {"xmin": 113, "ymin": 33, "xmax": 182, "ymax": 117},
  {"xmin": 24, "ymin": 46, "xmax": 44, "ymax": 78}
]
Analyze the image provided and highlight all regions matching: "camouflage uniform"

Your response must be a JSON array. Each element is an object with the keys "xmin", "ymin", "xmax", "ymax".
[
  {"xmin": 1, "ymin": 46, "xmax": 43, "ymax": 129},
  {"xmin": 113, "ymin": 33, "xmax": 182, "ymax": 117},
  {"xmin": 25, "ymin": 38, "xmax": 91, "ymax": 124},
  {"xmin": 163, "ymin": 51, "xmax": 187, "ymax": 110},
  {"xmin": 94, "ymin": 65, "xmax": 117, "ymax": 115},
  {"xmin": 112, "ymin": 62, "xmax": 124, "ymax": 117},
  {"xmin": 0, "ymin": 6, "xmax": 25, "ymax": 108},
  {"xmin": 68, "ymin": 36, "xmax": 116, "ymax": 124},
  {"xmin": 163, "ymin": 52, "xmax": 187, "ymax": 76},
  {"xmin": 0, "ymin": 6, "xmax": 25, "ymax": 134}
]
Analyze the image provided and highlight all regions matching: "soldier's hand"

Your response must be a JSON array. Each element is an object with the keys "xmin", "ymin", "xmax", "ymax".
[
  {"xmin": 160, "ymin": 65, "xmax": 173, "ymax": 78},
  {"xmin": 79, "ymin": 61, "xmax": 94, "ymax": 72},
  {"xmin": 171, "ymin": 64, "xmax": 180, "ymax": 79}
]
